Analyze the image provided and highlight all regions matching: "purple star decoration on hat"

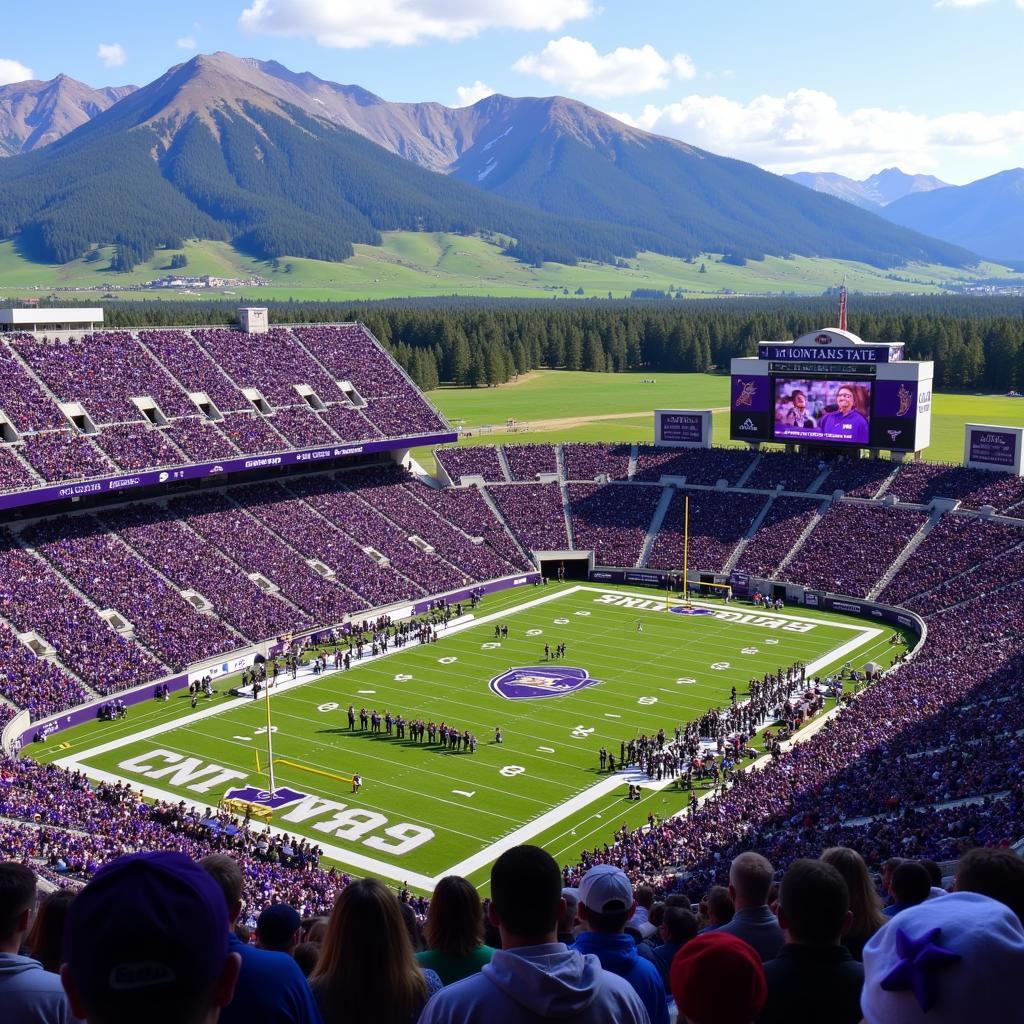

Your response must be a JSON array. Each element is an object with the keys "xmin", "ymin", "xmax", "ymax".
[{"xmin": 880, "ymin": 927, "xmax": 962, "ymax": 1012}]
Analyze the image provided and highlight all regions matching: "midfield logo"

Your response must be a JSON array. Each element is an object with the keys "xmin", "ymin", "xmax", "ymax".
[
  {"xmin": 670, "ymin": 607, "xmax": 714, "ymax": 616},
  {"xmin": 489, "ymin": 666, "xmax": 600, "ymax": 700}
]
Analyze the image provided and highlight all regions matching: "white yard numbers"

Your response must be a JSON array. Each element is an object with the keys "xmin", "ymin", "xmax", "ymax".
[
  {"xmin": 554, "ymin": 617, "xmax": 570, "ymax": 625},
  {"xmin": 318, "ymin": 702, "xmax": 339, "ymax": 714},
  {"xmin": 765, "ymin": 638, "xmax": 779, "ymax": 645},
  {"xmin": 526, "ymin": 629, "xmax": 543, "ymax": 637},
  {"xmin": 500, "ymin": 765, "xmax": 526, "ymax": 777},
  {"xmin": 710, "ymin": 662, "xmax": 731, "ymax": 671},
  {"xmin": 481, "ymin": 642, "xmax": 501, "ymax": 650},
  {"xmin": 394, "ymin": 674, "xmax": 413, "ymax": 682},
  {"xmin": 741, "ymin": 647, "xmax": 759, "ymax": 655},
  {"xmin": 637, "ymin": 696, "xmax": 658, "ymax": 705},
  {"xmin": 438, "ymin": 657, "xmax": 458, "ymax": 665},
  {"xmin": 676, "ymin": 677, "xmax": 697, "ymax": 685},
  {"xmin": 574, "ymin": 610, "xmax": 591, "ymax": 617},
  {"xmin": 571, "ymin": 725, "xmax": 595, "ymax": 738},
  {"xmin": 254, "ymin": 725, "xmax": 278, "ymax": 735}
]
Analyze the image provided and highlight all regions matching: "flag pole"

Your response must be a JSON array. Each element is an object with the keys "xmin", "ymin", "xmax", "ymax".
[
  {"xmin": 683, "ymin": 494, "xmax": 690, "ymax": 606},
  {"xmin": 264, "ymin": 681, "xmax": 277, "ymax": 796}
]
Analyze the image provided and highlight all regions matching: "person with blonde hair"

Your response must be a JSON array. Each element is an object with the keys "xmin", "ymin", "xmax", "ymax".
[
  {"xmin": 416, "ymin": 875, "xmax": 494, "ymax": 985},
  {"xmin": 820, "ymin": 846, "xmax": 886, "ymax": 960},
  {"xmin": 310, "ymin": 878, "xmax": 441, "ymax": 1024}
]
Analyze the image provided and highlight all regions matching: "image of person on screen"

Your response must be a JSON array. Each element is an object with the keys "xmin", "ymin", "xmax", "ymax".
[
  {"xmin": 818, "ymin": 385, "xmax": 868, "ymax": 443},
  {"xmin": 781, "ymin": 390, "xmax": 815, "ymax": 429}
]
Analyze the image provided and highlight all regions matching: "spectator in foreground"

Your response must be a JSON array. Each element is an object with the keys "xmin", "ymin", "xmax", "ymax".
[
  {"xmin": 862, "ymin": 892, "xmax": 1024, "ymax": 1023},
  {"xmin": 557, "ymin": 887, "xmax": 580, "ymax": 944},
  {"xmin": 757, "ymin": 859, "xmax": 864, "ymax": 1024},
  {"xmin": 0, "ymin": 862, "xmax": 75, "ymax": 1024},
  {"xmin": 716, "ymin": 852, "xmax": 785, "ymax": 961},
  {"xmin": 27, "ymin": 888, "xmax": 75, "ymax": 975},
  {"xmin": 820, "ymin": 846, "xmax": 887, "ymax": 961},
  {"xmin": 884, "ymin": 861, "xmax": 932, "ymax": 918},
  {"xmin": 651, "ymin": 906, "xmax": 699, "ymax": 990},
  {"xmin": 255, "ymin": 903, "xmax": 303, "ymax": 955},
  {"xmin": 418, "ymin": 845, "xmax": 648, "ymax": 1024},
  {"xmin": 416, "ymin": 875, "xmax": 495, "ymax": 985},
  {"xmin": 61, "ymin": 851, "xmax": 240, "ymax": 1024},
  {"xmin": 700, "ymin": 885, "xmax": 735, "ymax": 931},
  {"xmin": 574, "ymin": 863, "xmax": 669, "ymax": 1024},
  {"xmin": 954, "ymin": 846, "xmax": 1024, "ymax": 924},
  {"xmin": 310, "ymin": 877, "xmax": 441, "ymax": 1024},
  {"xmin": 670, "ymin": 931, "xmax": 767, "ymax": 1024},
  {"xmin": 200, "ymin": 854, "xmax": 322, "ymax": 1024}
]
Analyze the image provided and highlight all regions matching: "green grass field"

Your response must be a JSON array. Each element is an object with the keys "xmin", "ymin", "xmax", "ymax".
[
  {"xmin": 42, "ymin": 583, "xmax": 903, "ymax": 891},
  {"xmin": 412, "ymin": 370, "xmax": 1024, "ymax": 469},
  {"xmin": 1, "ymin": 233, "xmax": 1020, "ymax": 302}
]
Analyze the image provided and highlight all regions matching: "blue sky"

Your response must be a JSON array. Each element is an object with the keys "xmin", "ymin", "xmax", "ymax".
[{"xmin": 3, "ymin": 0, "xmax": 1023, "ymax": 183}]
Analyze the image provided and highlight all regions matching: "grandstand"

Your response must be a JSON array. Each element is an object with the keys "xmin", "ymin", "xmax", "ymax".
[{"xmin": 0, "ymin": 309, "xmax": 1022, "ymax": 954}]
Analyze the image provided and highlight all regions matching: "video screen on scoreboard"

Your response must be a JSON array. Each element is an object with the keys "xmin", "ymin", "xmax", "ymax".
[{"xmin": 773, "ymin": 378, "xmax": 873, "ymax": 445}]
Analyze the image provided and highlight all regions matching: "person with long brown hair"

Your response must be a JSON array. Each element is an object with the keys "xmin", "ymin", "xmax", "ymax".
[
  {"xmin": 819, "ymin": 846, "xmax": 886, "ymax": 960},
  {"xmin": 416, "ymin": 875, "xmax": 494, "ymax": 985},
  {"xmin": 27, "ymin": 888, "xmax": 75, "ymax": 974},
  {"xmin": 310, "ymin": 878, "xmax": 441, "ymax": 1024}
]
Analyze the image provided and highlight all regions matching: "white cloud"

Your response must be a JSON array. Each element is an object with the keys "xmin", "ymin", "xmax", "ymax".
[
  {"xmin": 0, "ymin": 58, "xmax": 33, "ymax": 85},
  {"xmin": 177, "ymin": 36, "xmax": 197, "ymax": 50},
  {"xmin": 455, "ymin": 81, "xmax": 496, "ymax": 106},
  {"xmin": 627, "ymin": 88, "xmax": 1024, "ymax": 180},
  {"xmin": 239, "ymin": 0, "xmax": 594, "ymax": 48},
  {"xmin": 513, "ymin": 36, "xmax": 697, "ymax": 98},
  {"xmin": 97, "ymin": 43, "xmax": 127, "ymax": 68}
]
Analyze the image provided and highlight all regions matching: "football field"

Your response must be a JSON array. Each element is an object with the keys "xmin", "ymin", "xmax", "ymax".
[{"xmin": 47, "ymin": 584, "xmax": 899, "ymax": 891}]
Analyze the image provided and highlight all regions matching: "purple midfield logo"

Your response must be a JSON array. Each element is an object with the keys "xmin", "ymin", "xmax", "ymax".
[
  {"xmin": 670, "ymin": 607, "xmax": 714, "ymax": 616},
  {"xmin": 224, "ymin": 785, "xmax": 307, "ymax": 809},
  {"xmin": 489, "ymin": 666, "xmax": 599, "ymax": 700}
]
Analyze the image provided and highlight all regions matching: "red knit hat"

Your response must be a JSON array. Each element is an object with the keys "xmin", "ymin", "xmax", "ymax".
[{"xmin": 670, "ymin": 932, "xmax": 768, "ymax": 1024}]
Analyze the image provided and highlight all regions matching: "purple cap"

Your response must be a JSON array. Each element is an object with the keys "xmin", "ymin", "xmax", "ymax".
[{"xmin": 64, "ymin": 851, "xmax": 229, "ymax": 1007}]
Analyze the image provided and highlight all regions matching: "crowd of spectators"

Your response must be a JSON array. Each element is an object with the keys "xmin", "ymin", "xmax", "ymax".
[
  {"xmin": 743, "ymin": 451, "xmax": 825, "ymax": 493},
  {"xmin": 887, "ymin": 459, "xmax": 1024, "ymax": 511},
  {"xmin": 488, "ymin": 483, "xmax": 571, "ymax": 551},
  {"xmin": 646, "ymin": 489, "xmax": 766, "ymax": 572},
  {"xmin": 733, "ymin": 497, "xmax": 825, "ymax": 578},
  {"xmin": 819, "ymin": 456, "xmax": 895, "ymax": 498},
  {"xmin": 503, "ymin": 444, "xmax": 558, "ymax": 481},
  {"xmin": 567, "ymin": 483, "xmax": 663, "ymax": 567},
  {"xmin": 780, "ymin": 501, "xmax": 927, "ymax": 596},
  {"xmin": 435, "ymin": 446, "xmax": 507, "ymax": 483},
  {"xmin": 634, "ymin": 446, "xmax": 755, "ymax": 485},
  {"xmin": 562, "ymin": 442, "xmax": 632, "ymax": 481}
]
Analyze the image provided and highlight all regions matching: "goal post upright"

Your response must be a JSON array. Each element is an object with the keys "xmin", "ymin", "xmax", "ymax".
[
  {"xmin": 264, "ymin": 681, "xmax": 277, "ymax": 797},
  {"xmin": 683, "ymin": 494, "xmax": 690, "ymax": 606}
]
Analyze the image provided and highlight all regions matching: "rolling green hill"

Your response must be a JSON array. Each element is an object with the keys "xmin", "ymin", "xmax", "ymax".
[{"xmin": 1, "ymin": 233, "xmax": 1018, "ymax": 303}]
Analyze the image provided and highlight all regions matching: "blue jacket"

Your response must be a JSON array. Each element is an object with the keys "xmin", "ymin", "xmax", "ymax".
[
  {"xmin": 0, "ymin": 952, "xmax": 75, "ymax": 1024},
  {"xmin": 574, "ymin": 931, "xmax": 668, "ymax": 1024},
  {"xmin": 220, "ymin": 934, "xmax": 322, "ymax": 1024}
]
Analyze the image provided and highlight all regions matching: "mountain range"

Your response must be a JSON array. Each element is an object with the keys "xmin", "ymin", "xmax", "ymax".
[
  {"xmin": 0, "ymin": 53, "xmax": 976, "ymax": 270},
  {"xmin": 784, "ymin": 168, "xmax": 950, "ymax": 210},
  {"xmin": 0, "ymin": 75, "xmax": 135, "ymax": 157}
]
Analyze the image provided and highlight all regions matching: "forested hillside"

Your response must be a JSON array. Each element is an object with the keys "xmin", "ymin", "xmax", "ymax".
[{"xmin": 95, "ymin": 295, "xmax": 1024, "ymax": 393}]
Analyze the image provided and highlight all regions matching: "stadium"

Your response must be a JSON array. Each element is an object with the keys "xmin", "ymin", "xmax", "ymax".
[{"xmin": 1, "ymin": 303, "xmax": 1022, "ymax": 1016}]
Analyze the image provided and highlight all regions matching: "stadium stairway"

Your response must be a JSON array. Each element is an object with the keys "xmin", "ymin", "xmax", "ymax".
[
  {"xmin": 723, "ymin": 492, "xmax": 776, "ymax": 574},
  {"xmin": 775, "ymin": 498, "xmax": 830, "ymax": 574},
  {"xmin": 734, "ymin": 453, "xmax": 762, "ymax": 489},
  {"xmin": 627, "ymin": 444, "xmax": 639, "ymax": 480},
  {"xmin": 868, "ymin": 505, "xmax": 946, "ymax": 601},
  {"xmin": 477, "ymin": 484, "xmax": 535, "ymax": 566},
  {"xmin": 870, "ymin": 463, "xmax": 902, "ymax": 499},
  {"xmin": 554, "ymin": 444, "xmax": 569, "ymax": 483},
  {"xmin": 806, "ymin": 464, "xmax": 832, "ymax": 494},
  {"xmin": 637, "ymin": 486, "xmax": 675, "ymax": 568},
  {"xmin": 559, "ymin": 482, "xmax": 577, "ymax": 548},
  {"xmin": 495, "ymin": 446, "xmax": 514, "ymax": 482}
]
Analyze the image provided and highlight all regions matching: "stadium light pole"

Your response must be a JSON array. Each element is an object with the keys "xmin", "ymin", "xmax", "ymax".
[{"xmin": 264, "ymin": 680, "xmax": 277, "ymax": 797}]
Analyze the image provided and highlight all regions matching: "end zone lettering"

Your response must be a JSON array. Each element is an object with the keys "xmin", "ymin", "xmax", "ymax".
[
  {"xmin": 593, "ymin": 594, "xmax": 815, "ymax": 631},
  {"xmin": 117, "ymin": 750, "xmax": 433, "ymax": 855}
]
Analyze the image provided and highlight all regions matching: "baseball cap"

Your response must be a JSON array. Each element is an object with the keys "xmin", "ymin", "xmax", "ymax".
[
  {"xmin": 579, "ymin": 864, "xmax": 633, "ymax": 914},
  {"xmin": 256, "ymin": 902, "xmax": 302, "ymax": 947},
  {"xmin": 861, "ymin": 891, "xmax": 1024, "ymax": 1024},
  {"xmin": 670, "ymin": 931, "xmax": 767, "ymax": 1024},
  {"xmin": 64, "ymin": 851, "xmax": 230, "ymax": 1008}
]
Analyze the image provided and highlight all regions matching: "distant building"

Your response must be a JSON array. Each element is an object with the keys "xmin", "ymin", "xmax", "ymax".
[{"xmin": 0, "ymin": 307, "xmax": 103, "ymax": 335}]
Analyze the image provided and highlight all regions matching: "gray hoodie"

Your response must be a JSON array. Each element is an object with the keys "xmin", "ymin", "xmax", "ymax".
[
  {"xmin": 0, "ymin": 952, "xmax": 76, "ymax": 1024},
  {"xmin": 418, "ymin": 942, "xmax": 650, "ymax": 1024}
]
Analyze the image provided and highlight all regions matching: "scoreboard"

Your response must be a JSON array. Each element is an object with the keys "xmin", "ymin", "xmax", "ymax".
[{"xmin": 730, "ymin": 328, "xmax": 933, "ymax": 454}]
